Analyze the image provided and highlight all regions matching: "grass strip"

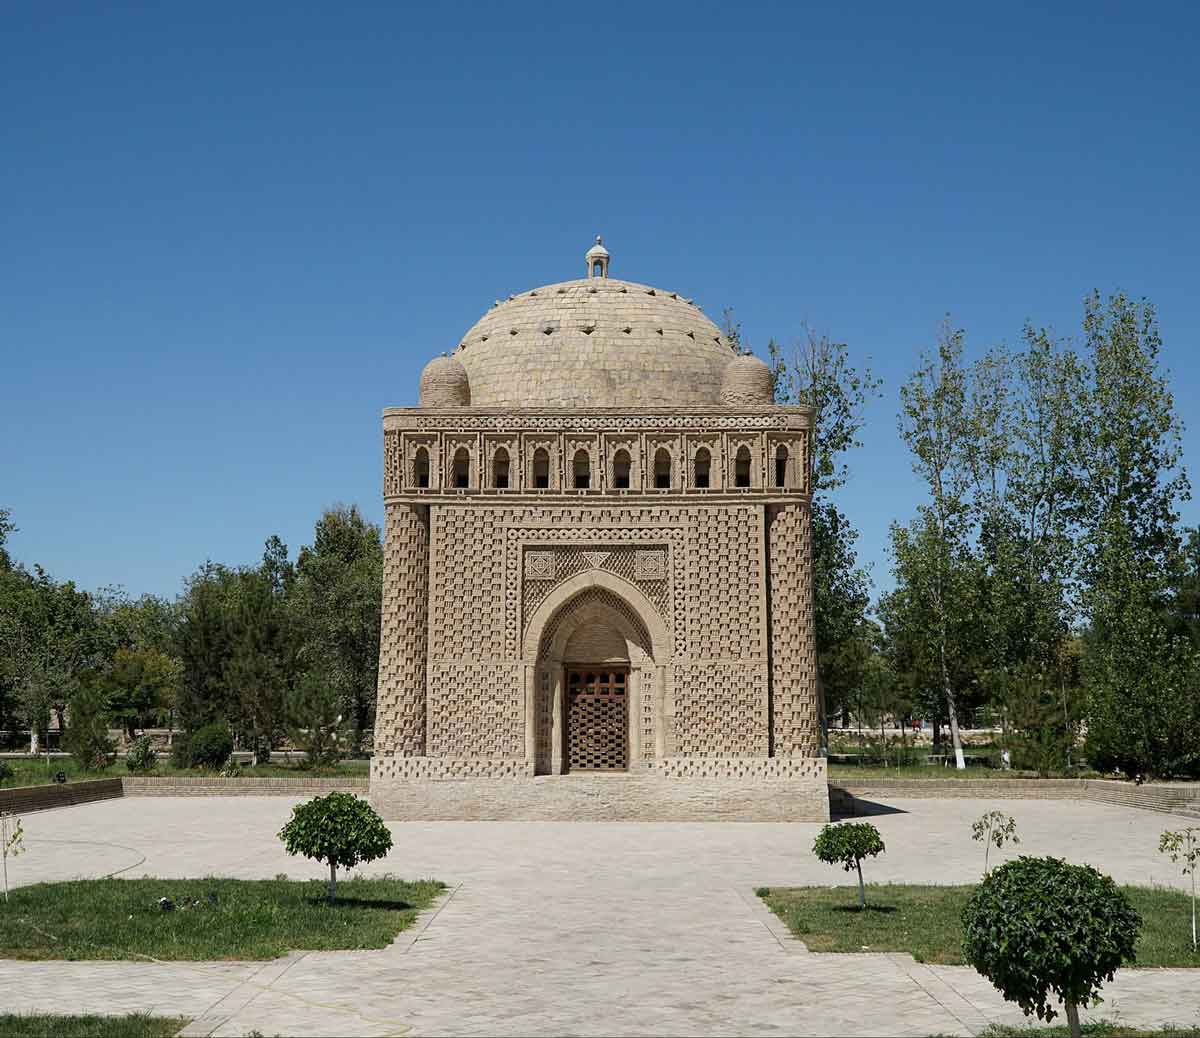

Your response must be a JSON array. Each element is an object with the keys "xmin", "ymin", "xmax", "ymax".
[
  {"xmin": 759, "ymin": 884, "xmax": 1200, "ymax": 967},
  {"xmin": 0, "ymin": 756, "xmax": 370, "ymax": 786},
  {"xmin": 0, "ymin": 1014, "xmax": 188, "ymax": 1038},
  {"xmin": 0, "ymin": 875, "xmax": 445, "ymax": 961},
  {"xmin": 974, "ymin": 1023, "xmax": 1200, "ymax": 1037}
]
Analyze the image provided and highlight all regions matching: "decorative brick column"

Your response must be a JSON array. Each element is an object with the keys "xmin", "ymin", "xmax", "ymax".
[
  {"xmin": 766, "ymin": 503, "xmax": 819, "ymax": 756},
  {"xmin": 375, "ymin": 503, "xmax": 429, "ymax": 758}
]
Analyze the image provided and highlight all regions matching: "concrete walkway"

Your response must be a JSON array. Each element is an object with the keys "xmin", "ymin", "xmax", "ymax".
[{"xmin": 4, "ymin": 797, "xmax": 1199, "ymax": 1036}]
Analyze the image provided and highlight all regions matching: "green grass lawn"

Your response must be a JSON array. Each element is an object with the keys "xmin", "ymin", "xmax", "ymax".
[
  {"xmin": 0, "ymin": 756, "xmax": 371, "ymax": 786},
  {"xmin": 975, "ymin": 1024, "xmax": 1200, "ymax": 1037},
  {"xmin": 0, "ymin": 1014, "xmax": 188, "ymax": 1038},
  {"xmin": 0, "ymin": 876, "xmax": 445, "ymax": 960},
  {"xmin": 759, "ymin": 884, "xmax": 1200, "ymax": 967}
]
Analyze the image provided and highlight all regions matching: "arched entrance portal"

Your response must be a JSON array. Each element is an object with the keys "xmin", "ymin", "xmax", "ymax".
[{"xmin": 522, "ymin": 572, "xmax": 671, "ymax": 775}]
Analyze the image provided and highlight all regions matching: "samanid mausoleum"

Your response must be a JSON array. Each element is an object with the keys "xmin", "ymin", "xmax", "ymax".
[{"xmin": 369, "ymin": 239, "xmax": 828, "ymax": 820}]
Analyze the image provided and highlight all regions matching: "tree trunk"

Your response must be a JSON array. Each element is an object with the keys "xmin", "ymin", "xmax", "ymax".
[
  {"xmin": 29, "ymin": 729, "xmax": 38, "ymax": 755},
  {"xmin": 1065, "ymin": 1001, "xmax": 1081, "ymax": 1038},
  {"xmin": 856, "ymin": 861, "xmax": 865, "ymax": 909},
  {"xmin": 941, "ymin": 643, "xmax": 966, "ymax": 769},
  {"xmin": 328, "ymin": 861, "xmax": 337, "ymax": 903}
]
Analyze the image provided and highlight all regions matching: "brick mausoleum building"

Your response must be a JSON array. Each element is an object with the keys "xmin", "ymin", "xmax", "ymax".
[{"xmin": 369, "ymin": 239, "xmax": 828, "ymax": 820}]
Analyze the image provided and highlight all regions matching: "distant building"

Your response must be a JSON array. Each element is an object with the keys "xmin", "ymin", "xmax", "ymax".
[{"xmin": 370, "ymin": 239, "xmax": 827, "ymax": 820}]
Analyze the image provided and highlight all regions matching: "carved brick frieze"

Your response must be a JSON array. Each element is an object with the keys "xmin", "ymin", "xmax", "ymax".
[{"xmin": 384, "ymin": 409, "xmax": 807, "ymax": 432}]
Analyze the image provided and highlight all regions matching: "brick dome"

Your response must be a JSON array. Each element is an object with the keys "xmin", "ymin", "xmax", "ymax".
[
  {"xmin": 419, "ymin": 354, "xmax": 471, "ymax": 407},
  {"xmin": 450, "ymin": 276, "xmax": 736, "ymax": 409},
  {"xmin": 721, "ymin": 353, "xmax": 774, "ymax": 405}
]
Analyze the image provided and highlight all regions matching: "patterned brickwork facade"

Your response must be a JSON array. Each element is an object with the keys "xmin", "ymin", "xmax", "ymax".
[
  {"xmin": 766, "ymin": 503, "xmax": 819, "ymax": 756},
  {"xmin": 375, "ymin": 504, "xmax": 429, "ymax": 757}
]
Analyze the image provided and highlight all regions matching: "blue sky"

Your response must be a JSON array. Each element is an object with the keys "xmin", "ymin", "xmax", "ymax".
[{"xmin": 3, "ymin": 2, "xmax": 1198, "ymax": 601}]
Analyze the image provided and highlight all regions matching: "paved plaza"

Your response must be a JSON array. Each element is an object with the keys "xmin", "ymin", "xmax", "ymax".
[{"xmin": 5, "ymin": 795, "xmax": 1200, "ymax": 1036}]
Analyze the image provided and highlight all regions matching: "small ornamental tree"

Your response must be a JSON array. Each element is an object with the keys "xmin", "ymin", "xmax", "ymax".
[
  {"xmin": 812, "ymin": 822, "xmax": 885, "ymax": 909},
  {"xmin": 278, "ymin": 791, "xmax": 393, "ymax": 902},
  {"xmin": 125, "ymin": 735, "xmax": 157, "ymax": 773},
  {"xmin": 962, "ymin": 856, "xmax": 1141, "ymax": 1038},
  {"xmin": 972, "ymin": 810, "xmax": 1020, "ymax": 877},
  {"xmin": 1158, "ymin": 827, "xmax": 1199, "ymax": 952},
  {"xmin": 1, "ymin": 812, "xmax": 25, "ymax": 903},
  {"xmin": 188, "ymin": 722, "xmax": 233, "ymax": 770}
]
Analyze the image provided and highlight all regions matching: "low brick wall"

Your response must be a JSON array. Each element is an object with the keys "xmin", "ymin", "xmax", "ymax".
[
  {"xmin": 370, "ymin": 770, "xmax": 832, "ymax": 822},
  {"xmin": 0, "ymin": 778, "xmax": 123, "ymax": 814},
  {"xmin": 121, "ymin": 777, "xmax": 368, "ymax": 796},
  {"xmin": 831, "ymin": 778, "xmax": 1200, "ymax": 819}
]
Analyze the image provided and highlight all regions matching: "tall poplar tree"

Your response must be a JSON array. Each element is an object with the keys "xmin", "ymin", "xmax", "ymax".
[
  {"xmin": 894, "ymin": 320, "xmax": 974, "ymax": 767},
  {"xmin": 1073, "ymin": 292, "xmax": 1196, "ymax": 775}
]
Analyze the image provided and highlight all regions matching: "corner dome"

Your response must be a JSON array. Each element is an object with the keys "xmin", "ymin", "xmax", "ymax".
[
  {"xmin": 419, "ymin": 354, "xmax": 470, "ymax": 407},
  {"xmin": 721, "ymin": 353, "xmax": 774, "ymax": 405}
]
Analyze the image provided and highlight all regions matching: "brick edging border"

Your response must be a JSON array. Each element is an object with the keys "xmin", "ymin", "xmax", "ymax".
[
  {"xmin": 830, "ymin": 778, "xmax": 1200, "ymax": 819},
  {"xmin": 0, "ymin": 776, "xmax": 369, "ymax": 814}
]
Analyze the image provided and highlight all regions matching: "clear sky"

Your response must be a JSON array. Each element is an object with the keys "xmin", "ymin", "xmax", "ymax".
[{"xmin": 3, "ymin": 2, "xmax": 1198, "ymax": 602}]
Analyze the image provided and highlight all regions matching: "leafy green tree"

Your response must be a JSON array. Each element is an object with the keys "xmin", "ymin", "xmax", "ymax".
[
  {"xmin": 962, "ymin": 857, "xmax": 1141, "ymax": 1038},
  {"xmin": 225, "ymin": 562, "xmax": 295, "ymax": 765},
  {"xmin": 884, "ymin": 510, "xmax": 983, "ymax": 757},
  {"xmin": 1, "ymin": 567, "xmax": 100, "ymax": 753},
  {"xmin": 278, "ymin": 791, "xmax": 393, "ymax": 901},
  {"xmin": 0, "ymin": 508, "xmax": 15, "ymax": 572},
  {"xmin": 174, "ymin": 562, "xmax": 241, "ymax": 735},
  {"xmin": 769, "ymin": 327, "xmax": 881, "ymax": 734},
  {"xmin": 63, "ymin": 682, "xmax": 115, "ymax": 771},
  {"xmin": 291, "ymin": 506, "xmax": 383, "ymax": 745},
  {"xmin": 812, "ymin": 821, "xmax": 885, "ymax": 908},
  {"xmin": 1072, "ymin": 292, "xmax": 1196, "ymax": 777},
  {"xmin": 286, "ymin": 671, "xmax": 347, "ymax": 767},
  {"xmin": 895, "ymin": 321, "xmax": 975, "ymax": 768},
  {"xmin": 105, "ymin": 647, "xmax": 180, "ymax": 740},
  {"xmin": 1169, "ymin": 527, "xmax": 1200, "ymax": 647}
]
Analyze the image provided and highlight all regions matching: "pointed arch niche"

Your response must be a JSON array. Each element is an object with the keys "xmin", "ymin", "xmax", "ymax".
[{"xmin": 521, "ymin": 571, "xmax": 671, "ymax": 775}]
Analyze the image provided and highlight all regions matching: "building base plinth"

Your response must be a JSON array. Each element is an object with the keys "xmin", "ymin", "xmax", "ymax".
[{"xmin": 369, "ymin": 757, "xmax": 829, "ymax": 822}]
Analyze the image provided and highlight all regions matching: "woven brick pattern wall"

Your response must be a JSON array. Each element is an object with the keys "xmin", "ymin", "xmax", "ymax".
[
  {"xmin": 374, "ymin": 503, "xmax": 429, "ymax": 758},
  {"xmin": 766, "ymin": 504, "xmax": 818, "ymax": 756}
]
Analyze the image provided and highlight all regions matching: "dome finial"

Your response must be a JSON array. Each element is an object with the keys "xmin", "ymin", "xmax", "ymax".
[{"xmin": 585, "ymin": 235, "xmax": 610, "ymax": 279}]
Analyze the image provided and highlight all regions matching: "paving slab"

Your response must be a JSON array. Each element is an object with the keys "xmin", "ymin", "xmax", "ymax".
[{"xmin": 3, "ymin": 795, "xmax": 1199, "ymax": 1036}]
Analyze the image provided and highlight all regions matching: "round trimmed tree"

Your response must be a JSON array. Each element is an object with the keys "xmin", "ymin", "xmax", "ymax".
[
  {"xmin": 812, "ymin": 822, "xmax": 885, "ymax": 908},
  {"xmin": 962, "ymin": 856, "xmax": 1141, "ymax": 1038},
  {"xmin": 278, "ymin": 792, "xmax": 393, "ymax": 902}
]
